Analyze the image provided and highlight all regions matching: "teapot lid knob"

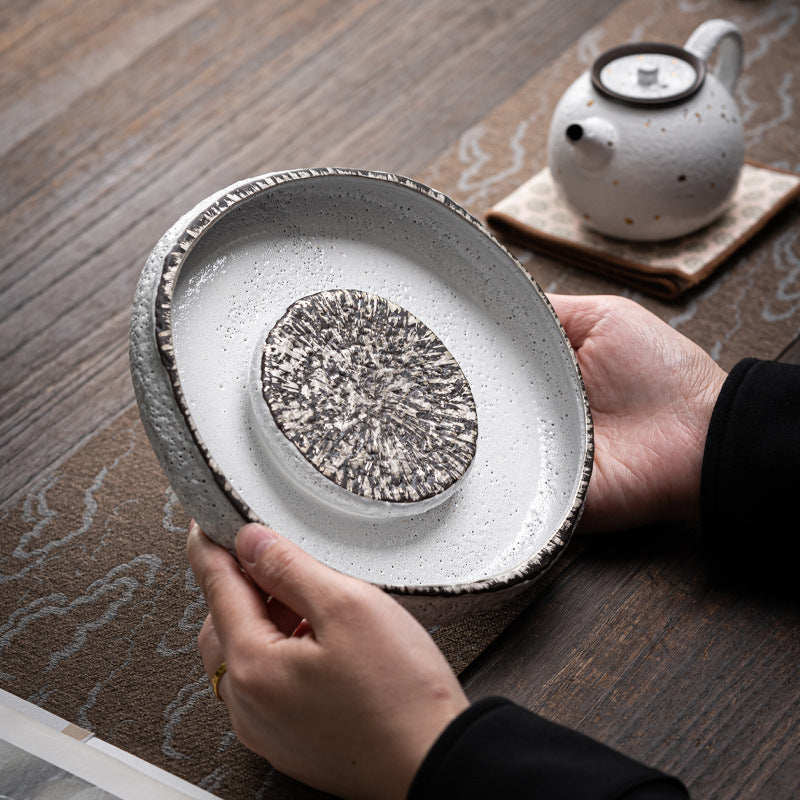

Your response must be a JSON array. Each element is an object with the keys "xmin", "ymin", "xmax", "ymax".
[
  {"xmin": 592, "ymin": 43, "xmax": 705, "ymax": 106},
  {"xmin": 637, "ymin": 63, "xmax": 659, "ymax": 86}
]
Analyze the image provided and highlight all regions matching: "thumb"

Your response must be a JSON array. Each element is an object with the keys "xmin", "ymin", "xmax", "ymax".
[{"xmin": 235, "ymin": 523, "xmax": 350, "ymax": 627}]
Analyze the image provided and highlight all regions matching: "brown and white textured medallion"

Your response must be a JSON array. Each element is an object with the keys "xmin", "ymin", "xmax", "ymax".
[{"xmin": 250, "ymin": 289, "xmax": 478, "ymax": 518}]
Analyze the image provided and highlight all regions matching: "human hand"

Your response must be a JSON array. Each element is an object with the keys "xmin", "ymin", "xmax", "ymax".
[
  {"xmin": 186, "ymin": 522, "xmax": 468, "ymax": 800},
  {"xmin": 548, "ymin": 295, "xmax": 727, "ymax": 533}
]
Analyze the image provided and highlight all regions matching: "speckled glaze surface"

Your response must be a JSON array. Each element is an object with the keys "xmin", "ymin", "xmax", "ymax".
[
  {"xmin": 129, "ymin": 168, "xmax": 593, "ymax": 623},
  {"xmin": 548, "ymin": 19, "xmax": 745, "ymax": 241},
  {"xmin": 251, "ymin": 289, "xmax": 478, "ymax": 519}
]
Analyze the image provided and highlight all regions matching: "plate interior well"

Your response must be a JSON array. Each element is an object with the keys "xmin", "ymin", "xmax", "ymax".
[{"xmin": 171, "ymin": 175, "xmax": 587, "ymax": 586}]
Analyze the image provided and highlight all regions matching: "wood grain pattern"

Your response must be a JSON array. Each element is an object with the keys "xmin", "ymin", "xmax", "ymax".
[
  {"xmin": 460, "ymin": 523, "xmax": 800, "ymax": 799},
  {"xmin": 0, "ymin": 0, "xmax": 625, "ymax": 510},
  {"xmin": 2, "ymin": 2, "xmax": 799, "ymax": 799}
]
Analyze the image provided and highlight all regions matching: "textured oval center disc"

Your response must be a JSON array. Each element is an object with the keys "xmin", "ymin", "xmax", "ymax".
[{"xmin": 259, "ymin": 289, "xmax": 478, "ymax": 506}]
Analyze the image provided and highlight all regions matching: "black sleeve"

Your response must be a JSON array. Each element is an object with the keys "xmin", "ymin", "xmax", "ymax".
[
  {"xmin": 701, "ymin": 358, "xmax": 800, "ymax": 582},
  {"xmin": 408, "ymin": 697, "xmax": 687, "ymax": 800}
]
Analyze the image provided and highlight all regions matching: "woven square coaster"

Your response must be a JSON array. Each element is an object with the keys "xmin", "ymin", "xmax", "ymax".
[{"xmin": 486, "ymin": 162, "xmax": 800, "ymax": 299}]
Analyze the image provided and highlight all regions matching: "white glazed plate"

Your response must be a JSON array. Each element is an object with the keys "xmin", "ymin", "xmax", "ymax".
[{"xmin": 129, "ymin": 169, "xmax": 593, "ymax": 622}]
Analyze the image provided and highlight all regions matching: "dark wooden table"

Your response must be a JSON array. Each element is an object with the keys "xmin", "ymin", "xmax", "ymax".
[{"xmin": 2, "ymin": 2, "xmax": 798, "ymax": 799}]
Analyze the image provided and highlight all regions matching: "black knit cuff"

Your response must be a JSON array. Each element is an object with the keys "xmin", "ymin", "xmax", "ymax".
[
  {"xmin": 701, "ymin": 358, "xmax": 800, "ymax": 580},
  {"xmin": 408, "ymin": 697, "xmax": 687, "ymax": 800}
]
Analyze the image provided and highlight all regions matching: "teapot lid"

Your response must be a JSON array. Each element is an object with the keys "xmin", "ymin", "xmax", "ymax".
[{"xmin": 591, "ymin": 43, "xmax": 705, "ymax": 105}]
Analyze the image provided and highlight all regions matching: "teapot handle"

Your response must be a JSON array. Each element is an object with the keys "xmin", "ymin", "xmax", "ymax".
[{"xmin": 684, "ymin": 19, "xmax": 743, "ymax": 93}]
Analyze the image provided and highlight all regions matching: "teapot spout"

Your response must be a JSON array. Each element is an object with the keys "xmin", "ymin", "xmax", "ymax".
[{"xmin": 564, "ymin": 117, "xmax": 617, "ymax": 171}]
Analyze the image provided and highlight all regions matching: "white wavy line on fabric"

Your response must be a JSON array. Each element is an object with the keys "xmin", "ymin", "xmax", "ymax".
[
  {"xmin": 254, "ymin": 770, "xmax": 280, "ymax": 800},
  {"xmin": 76, "ymin": 560, "xmax": 182, "ymax": 728},
  {"xmin": 452, "ymin": 17, "xmax": 616, "ymax": 211},
  {"xmin": 709, "ymin": 252, "xmax": 765, "ymax": 362},
  {"xmin": 456, "ymin": 119, "xmax": 530, "ymax": 208},
  {"xmin": 3, "ymin": 472, "xmax": 62, "ymax": 581},
  {"xmin": 744, "ymin": 69, "xmax": 796, "ymax": 150},
  {"xmin": 161, "ymin": 667, "xmax": 215, "ymax": 760},
  {"xmin": 77, "ymin": 681, "xmax": 105, "ymax": 731},
  {"xmin": 0, "ymin": 422, "xmax": 139, "ymax": 584},
  {"xmin": 0, "ymin": 596, "xmax": 75, "ymax": 680},
  {"xmin": 733, "ymin": 2, "xmax": 798, "ymax": 134},
  {"xmin": 215, "ymin": 730, "xmax": 239, "ymax": 757},
  {"xmin": 195, "ymin": 709, "xmax": 273, "ymax": 794},
  {"xmin": 49, "ymin": 554, "xmax": 162, "ymax": 670},
  {"xmin": 736, "ymin": 70, "xmax": 762, "ymax": 131},
  {"xmin": 0, "ymin": 554, "xmax": 161, "ymax": 679},
  {"xmin": 27, "ymin": 683, "xmax": 56, "ymax": 707},
  {"xmin": 677, "ymin": 0, "xmax": 719, "ymax": 12},
  {"xmin": 18, "ymin": 473, "xmax": 59, "ymax": 552},
  {"xmin": 452, "ymin": 45, "xmax": 586, "ymax": 211},
  {"xmin": 667, "ymin": 274, "xmax": 724, "ymax": 335},
  {"xmin": 740, "ymin": 2, "xmax": 799, "ymax": 67},
  {"xmin": 91, "ymin": 499, "xmax": 140, "ymax": 558},
  {"xmin": 577, "ymin": 28, "xmax": 607, "ymax": 66},
  {"xmin": 157, "ymin": 567, "xmax": 207, "ymax": 657},
  {"xmin": 198, "ymin": 765, "xmax": 234, "ymax": 793},
  {"xmin": 456, "ymin": 124, "xmax": 490, "ymax": 192},
  {"xmin": 667, "ymin": 218, "xmax": 798, "ymax": 353},
  {"xmin": 762, "ymin": 226, "xmax": 800, "ymax": 323},
  {"xmin": 162, "ymin": 486, "xmax": 188, "ymax": 534}
]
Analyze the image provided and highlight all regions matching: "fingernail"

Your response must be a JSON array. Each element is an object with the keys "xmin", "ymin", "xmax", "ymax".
[{"xmin": 236, "ymin": 523, "xmax": 278, "ymax": 564}]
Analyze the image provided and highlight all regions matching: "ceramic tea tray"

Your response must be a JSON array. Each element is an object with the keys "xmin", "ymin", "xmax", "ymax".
[{"xmin": 129, "ymin": 168, "xmax": 593, "ymax": 622}]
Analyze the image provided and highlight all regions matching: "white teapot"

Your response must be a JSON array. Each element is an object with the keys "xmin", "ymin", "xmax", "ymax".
[{"xmin": 547, "ymin": 20, "xmax": 745, "ymax": 241}]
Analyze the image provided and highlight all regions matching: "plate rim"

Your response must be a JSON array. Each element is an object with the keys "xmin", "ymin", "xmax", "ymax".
[{"xmin": 152, "ymin": 167, "xmax": 594, "ymax": 597}]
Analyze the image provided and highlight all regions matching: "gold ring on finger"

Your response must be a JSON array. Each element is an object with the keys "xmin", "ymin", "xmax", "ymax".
[{"xmin": 211, "ymin": 661, "xmax": 227, "ymax": 701}]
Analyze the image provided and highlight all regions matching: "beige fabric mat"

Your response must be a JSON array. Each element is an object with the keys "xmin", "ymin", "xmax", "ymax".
[
  {"xmin": 2, "ymin": 0, "xmax": 798, "ymax": 797},
  {"xmin": 487, "ymin": 162, "xmax": 800, "ymax": 299}
]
